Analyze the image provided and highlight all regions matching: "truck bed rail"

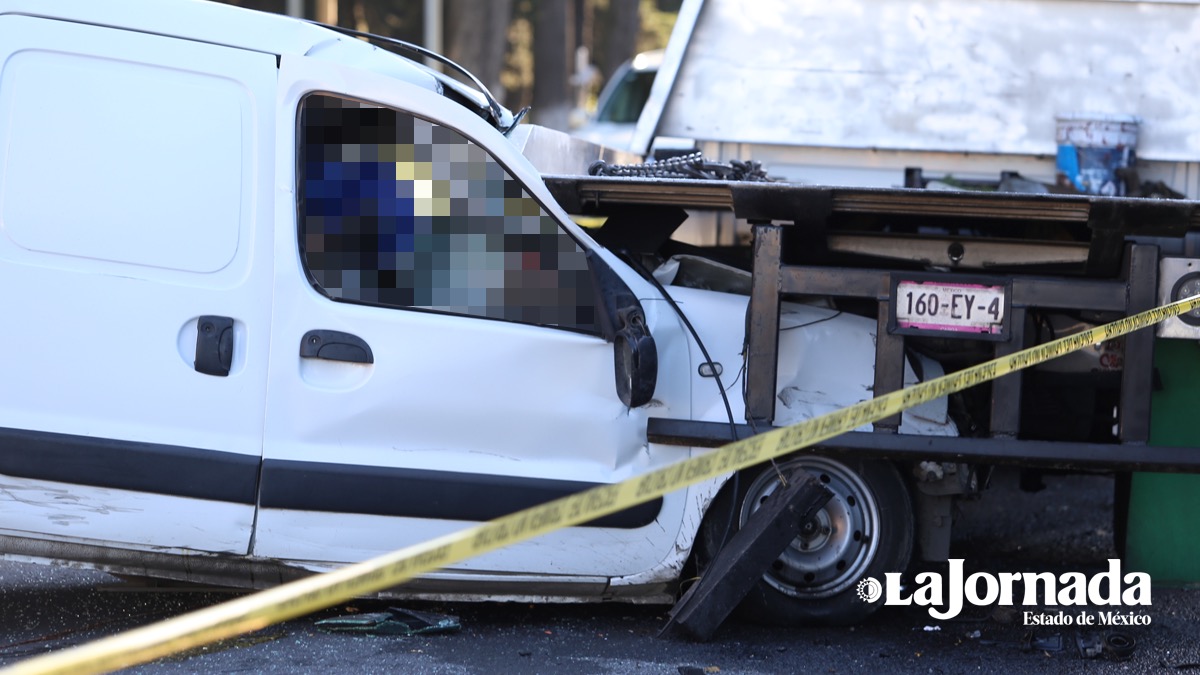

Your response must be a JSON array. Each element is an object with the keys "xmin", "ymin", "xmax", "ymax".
[{"xmin": 545, "ymin": 175, "xmax": 1200, "ymax": 472}]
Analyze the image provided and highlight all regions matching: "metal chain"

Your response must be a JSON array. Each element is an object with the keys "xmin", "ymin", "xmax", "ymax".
[{"xmin": 588, "ymin": 152, "xmax": 771, "ymax": 182}]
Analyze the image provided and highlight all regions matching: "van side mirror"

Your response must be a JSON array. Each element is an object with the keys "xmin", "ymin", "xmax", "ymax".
[
  {"xmin": 588, "ymin": 252, "xmax": 658, "ymax": 407},
  {"xmin": 614, "ymin": 307, "xmax": 657, "ymax": 407}
]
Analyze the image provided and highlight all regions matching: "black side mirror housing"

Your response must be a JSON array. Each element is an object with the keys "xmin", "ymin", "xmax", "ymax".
[
  {"xmin": 587, "ymin": 251, "xmax": 658, "ymax": 407},
  {"xmin": 613, "ymin": 307, "xmax": 657, "ymax": 408}
]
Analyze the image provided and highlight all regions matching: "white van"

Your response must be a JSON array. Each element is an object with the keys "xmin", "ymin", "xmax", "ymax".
[{"xmin": 0, "ymin": 0, "xmax": 955, "ymax": 625}]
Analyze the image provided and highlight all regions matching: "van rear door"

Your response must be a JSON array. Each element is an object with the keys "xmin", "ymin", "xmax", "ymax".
[{"xmin": 0, "ymin": 15, "xmax": 274, "ymax": 555}]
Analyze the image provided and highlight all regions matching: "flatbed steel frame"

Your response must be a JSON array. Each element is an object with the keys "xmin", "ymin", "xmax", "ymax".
[{"xmin": 545, "ymin": 175, "xmax": 1200, "ymax": 472}]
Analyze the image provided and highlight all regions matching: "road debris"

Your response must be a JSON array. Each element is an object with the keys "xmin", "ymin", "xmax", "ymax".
[
  {"xmin": 1073, "ymin": 631, "xmax": 1136, "ymax": 661},
  {"xmin": 977, "ymin": 630, "xmax": 1138, "ymax": 660},
  {"xmin": 315, "ymin": 607, "xmax": 460, "ymax": 637},
  {"xmin": 1101, "ymin": 632, "xmax": 1136, "ymax": 661},
  {"xmin": 979, "ymin": 631, "xmax": 1062, "ymax": 653}
]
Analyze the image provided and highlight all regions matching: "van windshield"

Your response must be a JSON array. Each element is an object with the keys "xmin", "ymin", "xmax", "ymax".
[{"xmin": 595, "ymin": 70, "xmax": 656, "ymax": 124}]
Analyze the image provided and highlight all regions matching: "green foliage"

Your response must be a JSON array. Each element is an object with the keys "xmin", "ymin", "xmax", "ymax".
[
  {"xmin": 502, "ymin": 0, "xmax": 535, "ymax": 110},
  {"xmin": 638, "ymin": 0, "xmax": 677, "ymax": 54}
]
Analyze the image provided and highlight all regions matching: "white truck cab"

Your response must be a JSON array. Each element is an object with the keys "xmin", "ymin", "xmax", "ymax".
[{"xmin": 0, "ymin": 0, "xmax": 953, "ymax": 624}]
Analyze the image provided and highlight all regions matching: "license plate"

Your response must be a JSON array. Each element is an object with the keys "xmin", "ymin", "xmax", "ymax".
[{"xmin": 893, "ymin": 279, "xmax": 1008, "ymax": 337}]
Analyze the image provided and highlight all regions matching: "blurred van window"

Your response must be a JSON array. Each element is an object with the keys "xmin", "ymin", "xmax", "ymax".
[{"xmin": 595, "ymin": 67, "xmax": 656, "ymax": 123}]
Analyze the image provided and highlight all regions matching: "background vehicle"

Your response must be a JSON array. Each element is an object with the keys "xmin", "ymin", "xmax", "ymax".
[{"xmin": 573, "ymin": 49, "xmax": 662, "ymax": 152}]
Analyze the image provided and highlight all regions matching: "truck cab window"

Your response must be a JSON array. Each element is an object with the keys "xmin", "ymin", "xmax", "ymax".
[{"xmin": 298, "ymin": 94, "xmax": 596, "ymax": 332}]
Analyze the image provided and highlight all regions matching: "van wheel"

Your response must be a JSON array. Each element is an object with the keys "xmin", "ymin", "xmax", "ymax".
[{"xmin": 695, "ymin": 455, "xmax": 913, "ymax": 625}]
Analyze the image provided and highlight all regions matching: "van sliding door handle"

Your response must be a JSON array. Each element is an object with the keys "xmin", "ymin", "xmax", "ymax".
[
  {"xmin": 195, "ymin": 315, "xmax": 234, "ymax": 377},
  {"xmin": 300, "ymin": 330, "xmax": 374, "ymax": 364}
]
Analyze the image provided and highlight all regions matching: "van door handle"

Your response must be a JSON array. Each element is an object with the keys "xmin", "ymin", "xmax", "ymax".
[
  {"xmin": 195, "ymin": 315, "xmax": 235, "ymax": 377},
  {"xmin": 300, "ymin": 330, "xmax": 374, "ymax": 364}
]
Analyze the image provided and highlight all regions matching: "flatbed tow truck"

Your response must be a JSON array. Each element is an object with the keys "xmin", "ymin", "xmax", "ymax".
[
  {"xmin": 557, "ymin": 0, "xmax": 1200, "ymax": 630},
  {"xmin": 544, "ymin": 173, "xmax": 1200, "ymax": 629},
  {"xmin": 546, "ymin": 174, "xmax": 1200, "ymax": 472}
]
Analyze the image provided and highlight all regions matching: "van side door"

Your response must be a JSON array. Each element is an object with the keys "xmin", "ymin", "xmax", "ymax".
[{"xmin": 256, "ymin": 57, "xmax": 692, "ymax": 588}]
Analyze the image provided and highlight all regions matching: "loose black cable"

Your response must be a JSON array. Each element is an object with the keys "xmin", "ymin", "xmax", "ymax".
[
  {"xmin": 621, "ymin": 253, "xmax": 744, "ymax": 551},
  {"xmin": 622, "ymin": 253, "xmax": 739, "ymax": 441}
]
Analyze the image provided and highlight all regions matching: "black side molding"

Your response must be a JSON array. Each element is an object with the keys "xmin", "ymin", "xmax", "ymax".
[
  {"xmin": 0, "ymin": 427, "xmax": 259, "ymax": 503},
  {"xmin": 260, "ymin": 459, "xmax": 663, "ymax": 529},
  {"xmin": 0, "ymin": 427, "xmax": 663, "ymax": 529}
]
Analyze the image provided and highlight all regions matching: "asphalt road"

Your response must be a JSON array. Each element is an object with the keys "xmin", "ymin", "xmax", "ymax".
[{"xmin": 0, "ymin": 468, "xmax": 1197, "ymax": 674}]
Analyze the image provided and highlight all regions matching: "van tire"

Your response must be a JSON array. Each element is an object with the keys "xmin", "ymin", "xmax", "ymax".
[{"xmin": 695, "ymin": 455, "xmax": 913, "ymax": 626}]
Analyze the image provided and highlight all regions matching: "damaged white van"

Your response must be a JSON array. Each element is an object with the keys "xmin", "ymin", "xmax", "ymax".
[{"xmin": 0, "ymin": 0, "xmax": 956, "ymax": 625}]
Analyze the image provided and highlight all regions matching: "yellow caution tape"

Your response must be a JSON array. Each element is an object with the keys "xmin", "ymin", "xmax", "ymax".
[{"xmin": 7, "ymin": 294, "xmax": 1200, "ymax": 675}]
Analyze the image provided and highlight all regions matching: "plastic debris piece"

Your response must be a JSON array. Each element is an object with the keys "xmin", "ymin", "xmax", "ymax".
[
  {"xmin": 922, "ymin": 625, "xmax": 941, "ymax": 632},
  {"xmin": 1026, "ymin": 632, "xmax": 1063, "ymax": 653},
  {"xmin": 315, "ymin": 606, "xmax": 460, "ymax": 636},
  {"xmin": 1076, "ymin": 633, "xmax": 1104, "ymax": 659},
  {"xmin": 1076, "ymin": 632, "xmax": 1136, "ymax": 661},
  {"xmin": 979, "ymin": 631, "xmax": 1062, "ymax": 653}
]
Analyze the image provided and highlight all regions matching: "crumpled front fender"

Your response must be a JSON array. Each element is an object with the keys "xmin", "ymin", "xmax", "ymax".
[{"xmin": 669, "ymin": 286, "xmax": 957, "ymax": 437}]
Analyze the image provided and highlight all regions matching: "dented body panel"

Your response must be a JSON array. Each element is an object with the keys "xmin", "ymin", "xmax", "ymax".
[{"xmin": 667, "ymin": 287, "xmax": 955, "ymax": 437}]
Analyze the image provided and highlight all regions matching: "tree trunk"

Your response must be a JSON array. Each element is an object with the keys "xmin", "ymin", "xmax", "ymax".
[
  {"xmin": 532, "ymin": 0, "xmax": 572, "ymax": 130},
  {"xmin": 444, "ymin": 0, "xmax": 514, "ymax": 100},
  {"xmin": 315, "ymin": 0, "xmax": 337, "ymax": 25},
  {"xmin": 601, "ymin": 0, "xmax": 639, "ymax": 81}
]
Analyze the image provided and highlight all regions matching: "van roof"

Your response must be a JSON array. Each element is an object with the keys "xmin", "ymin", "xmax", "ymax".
[{"xmin": 0, "ymin": 0, "xmax": 511, "ymax": 126}]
